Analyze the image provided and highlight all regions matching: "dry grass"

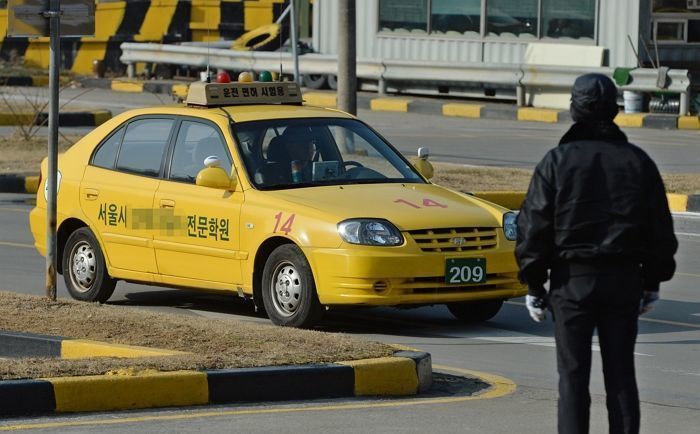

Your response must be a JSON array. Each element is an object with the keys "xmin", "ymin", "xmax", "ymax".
[
  {"xmin": 0, "ymin": 135, "xmax": 76, "ymax": 173},
  {"xmin": 430, "ymin": 162, "xmax": 700, "ymax": 195},
  {"xmin": 0, "ymin": 292, "xmax": 394, "ymax": 380}
]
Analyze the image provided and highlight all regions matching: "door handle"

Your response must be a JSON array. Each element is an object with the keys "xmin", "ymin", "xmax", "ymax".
[
  {"xmin": 160, "ymin": 199, "xmax": 176, "ymax": 209},
  {"xmin": 83, "ymin": 188, "xmax": 99, "ymax": 201}
]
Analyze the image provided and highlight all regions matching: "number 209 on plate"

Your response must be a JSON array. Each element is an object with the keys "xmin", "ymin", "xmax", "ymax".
[{"xmin": 445, "ymin": 258, "xmax": 486, "ymax": 284}]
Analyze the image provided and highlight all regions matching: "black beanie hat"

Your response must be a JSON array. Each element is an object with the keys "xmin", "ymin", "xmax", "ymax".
[{"xmin": 570, "ymin": 73, "xmax": 619, "ymax": 122}]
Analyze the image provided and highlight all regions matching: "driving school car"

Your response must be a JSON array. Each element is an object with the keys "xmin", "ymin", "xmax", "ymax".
[{"xmin": 29, "ymin": 79, "xmax": 526, "ymax": 327}]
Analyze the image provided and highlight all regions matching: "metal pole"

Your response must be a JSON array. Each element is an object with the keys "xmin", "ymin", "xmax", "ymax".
[
  {"xmin": 337, "ymin": 0, "xmax": 356, "ymax": 115},
  {"xmin": 45, "ymin": 0, "xmax": 61, "ymax": 301},
  {"xmin": 290, "ymin": 0, "xmax": 300, "ymax": 84}
]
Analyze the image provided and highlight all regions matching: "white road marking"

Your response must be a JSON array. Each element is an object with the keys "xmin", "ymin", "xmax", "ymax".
[
  {"xmin": 675, "ymin": 232, "xmax": 700, "ymax": 238},
  {"xmin": 692, "ymin": 313, "xmax": 700, "ymax": 317}
]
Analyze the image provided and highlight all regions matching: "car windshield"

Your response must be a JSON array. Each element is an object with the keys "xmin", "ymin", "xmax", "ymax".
[{"xmin": 232, "ymin": 118, "xmax": 425, "ymax": 189}]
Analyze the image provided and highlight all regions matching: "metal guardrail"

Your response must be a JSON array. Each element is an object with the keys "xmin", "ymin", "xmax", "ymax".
[{"xmin": 119, "ymin": 43, "xmax": 692, "ymax": 115}]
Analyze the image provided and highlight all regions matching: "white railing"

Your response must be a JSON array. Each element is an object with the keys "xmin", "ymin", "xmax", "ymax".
[{"xmin": 119, "ymin": 42, "xmax": 692, "ymax": 115}]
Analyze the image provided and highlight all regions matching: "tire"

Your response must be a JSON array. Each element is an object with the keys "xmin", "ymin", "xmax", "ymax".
[
  {"xmin": 231, "ymin": 23, "xmax": 287, "ymax": 52},
  {"xmin": 261, "ymin": 244, "xmax": 324, "ymax": 328},
  {"xmin": 327, "ymin": 74, "xmax": 337, "ymax": 90},
  {"xmin": 447, "ymin": 299, "xmax": 504, "ymax": 323},
  {"xmin": 62, "ymin": 227, "xmax": 116, "ymax": 303},
  {"xmin": 302, "ymin": 74, "xmax": 328, "ymax": 89}
]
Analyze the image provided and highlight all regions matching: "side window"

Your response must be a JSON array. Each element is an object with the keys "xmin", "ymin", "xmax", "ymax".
[
  {"xmin": 92, "ymin": 127, "xmax": 124, "ymax": 169},
  {"xmin": 116, "ymin": 119, "xmax": 174, "ymax": 177},
  {"xmin": 169, "ymin": 121, "xmax": 231, "ymax": 183}
]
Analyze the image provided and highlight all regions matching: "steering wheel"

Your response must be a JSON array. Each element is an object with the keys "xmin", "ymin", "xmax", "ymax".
[{"xmin": 343, "ymin": 161, "xmax": 364, "ymax": 169}]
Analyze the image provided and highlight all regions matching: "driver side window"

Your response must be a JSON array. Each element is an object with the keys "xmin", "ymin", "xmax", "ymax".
[{"xmin": 169, "ymin": 121, "xmax": 231, "ymax": 183}]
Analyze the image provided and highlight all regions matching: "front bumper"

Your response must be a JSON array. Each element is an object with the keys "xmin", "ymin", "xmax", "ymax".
[{"xmin": 307, "ymin": 245, "xmax": 526, "ymax": 306}]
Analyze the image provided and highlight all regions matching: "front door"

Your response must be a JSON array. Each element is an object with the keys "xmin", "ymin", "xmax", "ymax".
[{"xmin": 153, "ymin": 119, "xmax": 244, "ymax": 288}]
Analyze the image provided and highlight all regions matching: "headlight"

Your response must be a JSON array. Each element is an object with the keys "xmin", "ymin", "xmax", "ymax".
[
  {"xmin": 503, "ymin": 212, "xmax": 518, "ymax": 241},
  {"xmin": 338, "ymin": 219, "xmax": 403, "ymax": 246}
]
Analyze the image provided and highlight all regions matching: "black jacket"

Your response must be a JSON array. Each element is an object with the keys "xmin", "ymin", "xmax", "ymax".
[{"xmin": 515, "ymin": 121, "xmax": 678, "ymax": 296}]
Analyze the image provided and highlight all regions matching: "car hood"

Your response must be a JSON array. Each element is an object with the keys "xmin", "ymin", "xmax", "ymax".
[{"xmin": 263, "ymin": 183, "xmax": 507, "ymax": 231}]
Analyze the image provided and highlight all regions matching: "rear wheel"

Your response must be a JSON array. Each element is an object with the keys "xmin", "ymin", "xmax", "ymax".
[
  {"xmin": 62, "ymin": 227, "xmax": 116, "ymax": 303},
  {"xmin": 261, "ymin": 244, "xmax": 323, "ymax": 328},
  {"xmin": 447, "ymin": 299, "xmax": 504, "ymax": 322}
]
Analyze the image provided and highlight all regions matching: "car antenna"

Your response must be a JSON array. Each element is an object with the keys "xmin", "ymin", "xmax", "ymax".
[{"xmin": 206, "ymin": 13, "xmax": 211, "ymax": 82}]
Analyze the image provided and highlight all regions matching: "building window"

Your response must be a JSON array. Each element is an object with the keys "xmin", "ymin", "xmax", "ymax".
[
  {"xmin": 431, "ymin": 0, "xmax": 481, "ymax": 36},
  {"xmin": 486, "ymin": 0, "xmax": 538, "ymax": 37},
  {"xmin": 377, "ymin": 0, "xmax": 598, "ymax": 42},
  {"xmin": 655, "ymin": 20, "xmax": 686, "ymax": 41},
  {"xmin": 542, "ymin": 0, "xmax": 595, "ymax": 40},
  {"xmin": 379, "ymin": 0, "xmax": 428, "ymax": 33},
  {"xmin": 653, "ymin": 0, "xmax": 696, "ymax": 13},
  {"xmin": 651, "ymin": 0, "xmax": 700, "ymax": 43}
]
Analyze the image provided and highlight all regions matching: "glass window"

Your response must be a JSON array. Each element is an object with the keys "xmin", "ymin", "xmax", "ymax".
[
  {"xmin": 431, "ymin": 0, "xmax": 481, "ymax": 35},
  {"xmin": 233, "ymin": 118, "xmax": 423, "ymax": 190},
  {"xmin": 656, "ymin": 20, "xmax": 686, "ymax": 41},
  {"xmin": 486, "ymin": 0, "xmax": 538, "ymax": 37},
  {"xmin": 689, "ymin": 20, "xmax": 700, "ymax": 42},
  {"xmin": 116, "ymin": 119, "xmax": 174, "ymax": 177},
  {"xmin": 169, "ymin": 121, "xmax": 231, "ymax": 183},
  {"xmin": 542, "ymin": 0, "xmax": 595, "ymax": 40},
  {"xmin": 651, "ymin": 0, "xmax": 700, "ymax": 13},
  {"xmin": 379, "ymin": 0, "xmax": 427, "ymax": 33},
  {"xmin": 92, "ymin": 127, "xmax": 124, "ymax": 169}
]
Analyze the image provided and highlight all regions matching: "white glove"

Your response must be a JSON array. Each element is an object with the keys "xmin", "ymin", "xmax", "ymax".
[
  {"xmin": 526, "ymin": 294, "xmax": 548, "ymax": 323},
  {"xmin": 639, "ymin": 291, "xmax": 659, "ymax": 315}
]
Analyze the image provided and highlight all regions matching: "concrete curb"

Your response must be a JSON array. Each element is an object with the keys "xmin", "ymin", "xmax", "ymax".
[
  {"xmin": 0, "ymin": 174, "xmax": 39, "ymax": 193},
  {"xmin": 0, "ymin": 331, "xmax": 432, "ymax": 416},
  {"xmin": 0, "ymin": 110, "xmax": 111, "ymax": 127},
  {"xmin": 74, "ymin": 78, "xmax": 700, "ymax": 130},
  {"xmin": 0, "ymin": 75, "xmax": 72, "ymax": 87}
]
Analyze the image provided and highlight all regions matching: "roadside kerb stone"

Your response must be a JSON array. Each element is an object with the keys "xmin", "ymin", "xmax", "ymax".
[{"xmin": 0, "ymin": 330, "xmax": 432, "ymax": 416}]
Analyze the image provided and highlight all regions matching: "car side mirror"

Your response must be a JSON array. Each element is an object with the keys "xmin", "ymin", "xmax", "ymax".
[
  {"xmin": 412, "ymin": 147, "xmax": 434, "ymax": 180},
  {"xmin": 195, "ymin": 156, "xmax": 237, "ymax": 190}
]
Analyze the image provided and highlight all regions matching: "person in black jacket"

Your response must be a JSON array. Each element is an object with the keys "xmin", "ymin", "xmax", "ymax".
[{"xmin": 515, "ymin": 73, "xmax": 677, "ymax": 434}]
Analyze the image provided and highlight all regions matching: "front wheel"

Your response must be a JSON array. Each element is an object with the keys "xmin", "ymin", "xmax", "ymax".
[
  {"xmin": 62, "ymin": 227, "xmax": 116, "ymax": 303},
  {"xmin": 447, "ymin": 299, "xmax": 504, "ymax": 322},
  {"xmin": 261, "ymin": 244, "xmax": 324, "ymax": 328}
]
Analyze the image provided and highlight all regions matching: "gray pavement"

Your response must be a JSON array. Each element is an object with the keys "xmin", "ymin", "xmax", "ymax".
[{"xmin": 0, "ymin": 192, "xmax": 698, "ymax": 433}]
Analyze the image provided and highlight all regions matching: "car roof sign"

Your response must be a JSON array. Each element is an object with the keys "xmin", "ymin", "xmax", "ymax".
[{"xmin": 186, "ymin": 81, "xmax": 303, "ymax": 107}]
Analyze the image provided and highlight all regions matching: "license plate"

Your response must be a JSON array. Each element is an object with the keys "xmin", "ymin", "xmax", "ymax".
[{"xmin": 445, "ymin": 258, "xmax": 486, "ymax": 284}]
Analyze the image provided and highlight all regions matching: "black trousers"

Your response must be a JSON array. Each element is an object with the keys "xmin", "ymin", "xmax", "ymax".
[{"xmin": 549, "ymin": 266, "xmax": 642, "ymax": 434}]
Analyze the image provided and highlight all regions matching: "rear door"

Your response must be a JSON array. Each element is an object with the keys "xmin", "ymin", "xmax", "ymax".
[{"xmin": 81, "ymin": 117, "xmax": 175, "ymax": 277}]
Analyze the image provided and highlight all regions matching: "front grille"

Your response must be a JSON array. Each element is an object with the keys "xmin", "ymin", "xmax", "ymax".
[{"xmin": 408, "ymin": 227, "xmax": 497, "ymax": 252}]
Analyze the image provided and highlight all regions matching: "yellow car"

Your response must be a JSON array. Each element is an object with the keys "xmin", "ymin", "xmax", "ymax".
[{"xmin": 30, "ymin": 80, "xmax": 525, "ymax": 327}]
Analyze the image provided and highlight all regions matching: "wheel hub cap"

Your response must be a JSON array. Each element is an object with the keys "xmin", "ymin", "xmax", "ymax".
[
  {"xmin": 271, "ymin": 263, "xmax": 302, "ymax": 316},
  {"xmin": 71, "ymin": 242, "xmax": 96, "ymax": 292}
]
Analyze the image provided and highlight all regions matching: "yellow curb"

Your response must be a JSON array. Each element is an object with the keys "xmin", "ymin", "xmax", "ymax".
[
  {"xmin": 61, "ymin": 339, "xmax": 188, "ymax": 359},
  {"xmin": 92, "ymin": 110, "xmax": 112, "ymax": 126},
  {"xmin": 667, "ymin": 193, "xmax": 689, "ymax": 212},
  {"xmin": 472, "ymin": 191, "xmax": 526, "ymax": 210},
  {"xmin": 370, "ymin": 98, "xmax": 412, "ymax": 112},
  {"xmin": 48, "ymin": 370, "xmax": 208, "ymax": 413},
  {"xmin": 442, "ymin": 103, "xmax": 483, "ymax": 118},
  {"xmin": 0, "ymin": 112, "xmax": 35, "ymax": 126},
  {"xmin": 24, "ymin": 175, "xmax": 39, "ymax": 194},
  {"xmin": 339, "ymin": 357, "xmax": 418, "ymax": 396},
  {"xmin": 304, "ymin": 92, "xmax": 337, "ymax": 108},
  {"xmin": 30, "ymin": 76, "xmax": 49, "ymax": 86},
  {"xmin": 171, "ymin": 83, "xmax": 189, "ymax": 99},
  {"xmin": 111, "ymin": 81, "xmax": 145, "ymax": 93},
  {"xmin": 678, "ymin": 116, "xmax": 700, "ymax": 130},
  {"xmin": 614, "ymin": 113, "xmax": 647, "ymax": 128},
  {"xmin": 517, "ymin": 107, "xmax": 560, "ymax": 123}
]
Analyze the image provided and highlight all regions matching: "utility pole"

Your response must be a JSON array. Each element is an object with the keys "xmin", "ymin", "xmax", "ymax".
[
  {"xmin": 290, "ymin": 0, "xmax": 300, "ymax": 84},
  {"xmin": 337, "ymin": 0, "xmax": 356, "ymax": 115},
  {"xmin": 45, "ymin": 0, "xmax": 61, "ymax": 301}
]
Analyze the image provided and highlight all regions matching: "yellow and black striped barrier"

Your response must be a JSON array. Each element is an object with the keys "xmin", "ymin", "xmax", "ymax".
[{"xmin": 0, "ymin": 0, "xmax": 287, "ymax": 75}]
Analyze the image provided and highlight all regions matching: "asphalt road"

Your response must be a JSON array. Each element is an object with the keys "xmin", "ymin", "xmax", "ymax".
[
  {"xmin": 1, "ymin": 87, "xmax": 699, "ymax": 173},
  {"xmin": 0, "ymin": 192, "xmax": 699, "ymax": 433}
]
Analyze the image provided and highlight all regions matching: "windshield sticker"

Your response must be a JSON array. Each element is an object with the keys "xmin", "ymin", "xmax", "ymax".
[
  {"xmin": 394, "ymin": 198, "xmax": 448, "ymax": 209},
  {"xmin": 273, "ymin": 212, "xmax": 296, "ymax": 236},
  {"xmin": 98, "ymin": 203, "xmax": 127, "ymax": 227},
  {"xmin": 187, "ymin": 215, "xmax": 230, "ymax": 241}
]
